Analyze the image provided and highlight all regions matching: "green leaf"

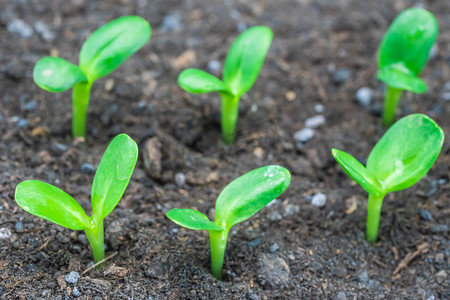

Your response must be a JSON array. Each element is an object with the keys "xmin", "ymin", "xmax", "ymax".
[
  {"xmin": 223, "ymin": 26, "xmax": 273, "ymax": 97},
  {"xmin": 91, "ymin": 134, "xmax": 138, "ymax": 220},
  {"xmin": 15, "ymin": 180, "xmax": 89, "ymax": 230},
  {"xmin": 214, "ymin": 165, "xmax": 290, "ymax": 229},
  {"xmin": 331, "ymin": 149, "xmax": 384, "ymax": 197},
  {"xmin": 378, "ymin": 8, "xmax": 438, "ymax": 78},
  {"xmin": 79, "ymin": 15, "xmax": 151, "ymax": 81},
  {"xmin": 377, "ymin": 63, "xmax": 427, "ymax": 93},
  {"xmin": 33, "ymin": 57, "xmax": 88, "ymax": 92},
  {"xmin": 178, "ymin": 69, "xmax": 230, "ymax": 94},
  {"xmin": 166, "ymin": 209, "xmax": 224, "ymax": 231},
  {"xmin": 367, "ymin": 114, "xmax": 444, "ymax": 193}
]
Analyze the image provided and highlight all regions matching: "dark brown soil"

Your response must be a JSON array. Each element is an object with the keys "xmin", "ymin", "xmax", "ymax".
[{"xmin": 0, "ymin": 0, "xmax": 449, "ymax": 299}]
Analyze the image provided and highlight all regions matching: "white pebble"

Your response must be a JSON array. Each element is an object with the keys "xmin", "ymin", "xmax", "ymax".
[
  {"xmin": 293, "ymin": 128, "xmax": 314, "ymax": 143},
  {"xmin": 0, "ymin": 228, "xmax": 11, "ymax": 239},
  {"xmin": 314, "ymin": 104, "xmax": 324, "ymax": 113},
  {"xmin": 311, "ymin": 193, "xmax": 326, "ymax": 207},
  {"xmin": 356, "ymin": 87, "xmax": 373, "ymax": 107},
  {"xmin": 305, "ymin": 115, "xmax": 325, "ymax": 128},
  {"xmin": 7, "ymin": 19, "xmax": 33, "ymax": 38}
]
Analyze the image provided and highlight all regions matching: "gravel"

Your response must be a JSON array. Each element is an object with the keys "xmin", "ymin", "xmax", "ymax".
[{"xmin": 64, "ymin": 271, "xmax": 80, "ymax": 284}]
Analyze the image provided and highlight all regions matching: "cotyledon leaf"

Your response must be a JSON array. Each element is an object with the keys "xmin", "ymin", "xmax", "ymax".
[{"xmin": 166, "ymin": 209, "xmax": 224, "ymax": 231}]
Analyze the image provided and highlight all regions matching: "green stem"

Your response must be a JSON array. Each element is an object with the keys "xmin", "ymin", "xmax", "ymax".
[
  {"xmin": 366, "ymin": 194, "xmax": 385, "ymax": 243},
  {"xmin": 208, "ymin": 229, "xmax": 229, "ymax": 280},
  {"xmin": 72, "ymin": 81, "xmax": 93, "ymax": 138},
  {"xmin": 219, "ymin": 93, "xmax": 240, "ymax": 145},
  {"xmin": 84, "ymin": 219, "xmax": 105, "ymax": 264},
  {"xmin": 382, "ymin": 86, "xmax": 403, "ymax": 127}
]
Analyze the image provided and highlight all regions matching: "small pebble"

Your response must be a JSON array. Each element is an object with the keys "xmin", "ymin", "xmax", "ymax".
[
  {"xmin": 333, "ymin": 68, "xmax": 351, "ymax": 84},
  {"xmin": 311, "ymin": 193, "xmax": 326, "ymax": 208},
  {"xmin": 337, "ymin": 291, "xmax": 346, "ymax": 300},
  {"xmin": 430, "ymin": 224, "xmax": 448, "ymax": 233},
  {"xmin": 358, "ymin": 271, "xmax": 369, "ymax": 283},
  {"xmin": 174, "ymin": 172, "xmax": 186, "ymax": 187},
  {"xmin": 419, "ymin": 209, "xmax": 432, "ymax": 221},
  {"xmin": 160, "ymin": 13, "xmax": 182, "ymax": 32},
  {"xmin": 207, "ymin": 60, "xmax": 221, "ymax": 74},
  {"xmin": 7, "ymin": 19, "xmax": 33, "ymax": 38},
  {"xmin": 293, "ymin": 128, "xmax": 314, "ymax": 143},
  {"xmin": 34, "ymin": 21, "xmax": 55, "ymax": 41},
  {"xmin": 0, "ymin": 228, "xmax": 11, "ymax": 240},
  {"xmin": 14, "ymin": 221, "xmax": 25, "ymax": 233},
  {"xmin": 24, "ymin": 100, "xmax": 37, "ymax": 111},
  {"xmin": 81, "ymin": 163, "xmax": 96, "ymax": 175},
  {"xmin": 314, "ymin": 103, "xmax": 324, "ymax": 113},
  {"xmin": 41, "ymin": 290, "xmax": 51, "ymax": 297},
  {"xmin": 284, "ymin": 204, "xmax": 300, "ymax": 216},
  {"xmin": 72, "ymin": 286, "xmax": 81, "ymax": 297},
  {"xmin": 50, "ymin": 143, "xmax": 68, "ymax": 155},
  {"xmin": 269, "ymin": 211, "xmax": 282, "ymax": 221},
  {"xmin": 64, "ymin": 271, "xmax": 80, "ymax": 284},
  {"xmin": 305, "ymin": 115, "xmax": 325, "ymax": 128},
  {"xmin": 249, "ymin": 238, "xmax": 261, "ymax": 248},
  {"xmin": 269, "ymin": 243, "xmax": 279, "ymax": 253},
  {"xmin": 435, "ymin": 270, "xmax": 447, "ymax": 284},
  {"xmin": 356, "ymin": 87, "xmax": 373, "ymax": 107},
  {"xmin": 17, "ymin": 118, "xmax": 28, "ymax": 128},
  {"xmin": 441, "ymin": 91, "xmax": 450, "ymax": 101}
]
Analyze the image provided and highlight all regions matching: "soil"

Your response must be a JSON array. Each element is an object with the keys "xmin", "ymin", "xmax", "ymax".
[{"xmin": 0, "ymin": 0, "xmax": 449, "ymax": 299}]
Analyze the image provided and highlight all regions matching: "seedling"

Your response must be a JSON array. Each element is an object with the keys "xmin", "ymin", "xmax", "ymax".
[
  {"xmin": 15, "ymin": 134, "xmax": 138, "ymax": 263},
  {"xmin": 166, "ymin": 165, "xmax": 290, "ymax": 280},
  {"xmin": 33, "ymin": 16, "xmax": 151, "ymax": 138},
  {"xmin": 377, "ymin": 8, "xmax": 438, "ymax": 126},
  {"xmin": 332, "ymin": 114, "xmax": 444, "ymax": 243},
  {"xmin": 178, "ymin": 26, "xmax": 273, "ymax": 144}
]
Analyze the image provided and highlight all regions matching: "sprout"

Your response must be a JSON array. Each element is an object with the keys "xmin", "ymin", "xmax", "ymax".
[
  {"xmin": 178, "ymin": 26, "xmax": 273, "ymax": 144},
  {"xmin": 332, "ymin": 114, "xmax": 444, "ymax": 242},
  {"xmin": 377, "ymin": 8, "xmax": 438, "ymax": 126},
  {"xmin": 15, "ymin": 134, "xmax": 138, "ymax": 264},
  {"xmin": 166, "ymin": 165, "xmax": 291, "ymax": 280},
  {"xmin": 33, "ymin": 16, "xmax": 151, "ymax": 138}
]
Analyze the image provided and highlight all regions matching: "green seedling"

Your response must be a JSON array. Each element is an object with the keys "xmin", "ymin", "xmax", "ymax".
[
  {"xmin": 33, "ymin": 16, "xmax": 151, "ymax": 138},
  {"xmin": 332, "ymin": 114, "xmax": 444, "ymax": 243},
  {"xmin": 15, "ymin": 134, "xmax": 138, "ymax": 263},
  {"xmin": 377, "ymin": 8, "xmax": 438, "ymax": 126},
  {"xmin": 178, "ymin": 26, "xmax": 273, "ymax": 144},
  {"xmin": 166, "ymin": 165, "xmax": 290, "ymax": 280}
]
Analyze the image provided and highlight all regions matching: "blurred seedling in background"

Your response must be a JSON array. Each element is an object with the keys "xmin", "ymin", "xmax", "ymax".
[
  {"xmin": 377, "ymin": 8, "xmax": 438, "ymax": 126},
  {"xmin": 33, "ymin": 16, "xmax": 151, "ymax": 138},
  {"xmin": 166, "ymin": 165, "xmax": 291, "ymax": 280},
  {"xmin": 178, "ymin": 26, "xmax": 273, "ymax": 144},
  {"xmin": 15, "ymin": 134, "xmax": 138, "ymax": 264},
  {"xmin": 332, "ymin": 114, "xmax": 444, "ymax": 242}
]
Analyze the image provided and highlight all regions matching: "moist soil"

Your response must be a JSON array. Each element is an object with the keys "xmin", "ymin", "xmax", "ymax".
[{"xmin": 0, "ymin": 0, "xmax": 449, "ymax": 299}]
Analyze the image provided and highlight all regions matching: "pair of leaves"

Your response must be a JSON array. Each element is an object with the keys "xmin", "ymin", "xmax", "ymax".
[
  {"xmin": 166, "ymin": 165, "xmax": 291, "ymax": 232},
  {"xmin": 15, "ymin": 134, "xmax": 138, "ymax": 230},
  {"xmin": 377, "ymin": 8, "xmax": 438, "ymax": 93},
  {"xmin": 332, "ymin": 114, "xmax": 444, "ymax": 196},
  {"xmin": 178, "ymin": 26, "xmax": 273, "ymax": 98},
  {"xmin": 33, "ymin": 16, "xmax": 151, "ymax": 93}
]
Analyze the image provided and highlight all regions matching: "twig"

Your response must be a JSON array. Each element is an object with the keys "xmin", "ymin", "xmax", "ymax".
[
  {"xmin": 81, "ymin": 252, "xmax": 118, "ymax": 276},
  {"xmin": 393, "ymin": 243, "xmax": 428, "ymax": 276}
]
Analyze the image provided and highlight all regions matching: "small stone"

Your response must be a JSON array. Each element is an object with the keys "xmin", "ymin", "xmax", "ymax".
[
  {"xmin": 285, "ymin": 91, "xmax": 296, "ymax": 101},
  {"xmin": 78, "ymin": 234, "xmax": 88, "ymax": 245},
  {"xmin": 207, "ymin": 60, "xmax": 221, "ymax": 74},
  {"xmin": 311, "ymin": 193, "xmax": 326, "ymax": 208},
  {"xmin": 314, "ymin": 104, "xmax": 324, "ymax": 113},
  {"xmin": 24, "ymin": 100, "xmax": 37, "ymax": 111},
  {"xmin": 14, "ymin": 222, "xmax": 24, "ymax": 233},
  {"xmin": 369, "ymin": 101, "xmax": 383, "ymax": 117},
  {"xmin": 81, "ymin": 163, "xmax": 96, "ymax": 175},
  {"xmin": 430, "ymin": 224, "xmax": 448, "ymax": 233},
  {"xmin": 257, "ymin": 253, "xmax": 290, "ymax": 289},
  {"xmin": 0, "ymin": 228, "xmax": 11, "ymax": 240},
  {"xmin": 34, "ymin": 21, "xmax": 55, "ymax": 41},
  {"xmin": 333, "ymin": 68, "xmax": 351, "ymax": 84},
  {"xmin": 72, "ymin": 286, "xmax": 81, "ymax": 297},
  {"xmin": 435, "ymin": 253, "xmax": 444, "ymax": 264},
  {"xmin": 160, "ymin": 12, "xmax": 182, "ymax": 32},
  {"xmin": 50, "ymin": 143, "xmax": 68, "ymax": 155},
  {"xmin": 7, "ymin": 19, "xmax": 33, "ymax": 38},
  {"xmin": 17, "ymin": 118, "xmax": 28, "ymax": 128},
  {"xmin": 356, "ymin": 87, "xmax": 373, "ymax": 107},
  {"xmin": 337, "ymin": 291, "xmax": 346, "ymax": 300},
  {"xmin": 268, "ymin": 211, "xmax": 282, "ymax": 221},
  {"xmin": 41, "ymin": 290, "xmax": 51, "ymax": 297},
  {"xmin": 253, "ymin": 147, "xmax": 265, "ymax": 159},
  {"xmin": 441, "ymin": 91, "xmax": 450, "ymax": 101},
  {"xmin": 358, "ymin": 271, "xmax": 369, "ymax": 283},
  {"xmin": 284, "ymin": 204, "xmax": 300, "ymax": 216},
  {"xmin": 249, "ymin": 238, "xmax": 261, "ymax": 248},
  {"xmin": 293, "ymin": 128, "xmax": 314, "ymax": 143},
  {"xmin": 269, "ymin": 244, "xmax": 279, "ymax": 253},
  {"xmin": 435, "ymin": 270, "xmax": 447, "ymax": 284},
  {"xmin": 174, "ymin": 172, "xmax": 186, "ymax": 187},
  {"xmin": 143, "ymin": 137, "xmax": 162, "ymax": 179},
  {"xmin": 64, "ymin": 271, "xmax": 80, "ymax": 284},
  {"xmin": 304, "ymin": 115, "xmax": 325, "ymax": 128},
  {"xmin": 419, "ymin": 210, "xmax": 432, "ymax": 221}
]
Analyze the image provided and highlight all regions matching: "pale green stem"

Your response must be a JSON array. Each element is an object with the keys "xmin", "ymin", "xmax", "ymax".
[
  {"xmin": 219, "ymin": 93, "xmax": 240, "ymax": 145},
  {"xmin": 366, "ymin": 194, "xmax": 385, "ymax": 243},
  {"xmin": 72, "ymin": 81, "xmax": 93, "ymax": 138},
  {"xmin": 84, "ymin": 219, "xmax": 105, "ymax": 264},
  {"xmin": 208, "ymin": 229, "xmax": 229, "ymax": 280},
  {"xmin": 382, "ymin": 86, "xmax": 403, "ymax": 127}
]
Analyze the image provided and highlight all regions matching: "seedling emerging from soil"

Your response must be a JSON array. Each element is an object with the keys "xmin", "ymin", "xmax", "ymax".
[
  {"xmin": 178, "ymin": 26, "xmax": 273, "ymax": 144},
  {"xmin": 33, "ymin": 16, "xmax": 151, "ymax": 138},
  {"xmin": 15, "ymin": 134, "xmax": 138, "ymax": 263},
  {"xmin": 166, "ymin": 165, "xmax": 290, "ymax": 280},
  {"xmin": 377, "ymin": 8, "xmax": 438, "ymax": 126},
  {"xmin": 332, "ymin": 114, "xmax": 444, "ymax": 243}
]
